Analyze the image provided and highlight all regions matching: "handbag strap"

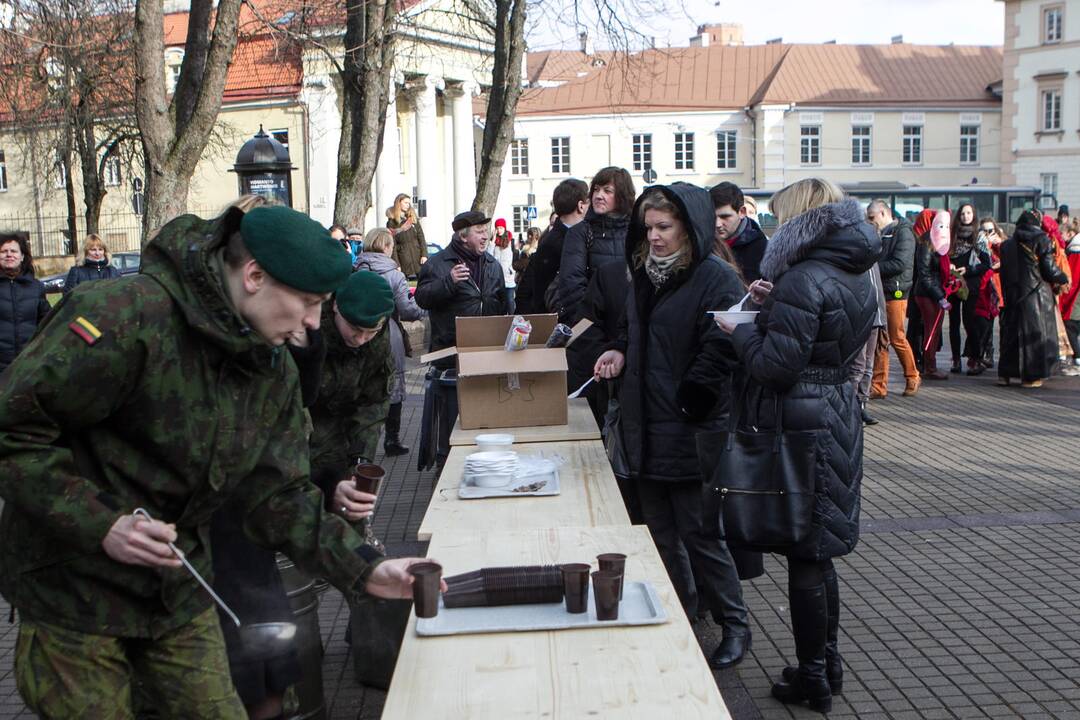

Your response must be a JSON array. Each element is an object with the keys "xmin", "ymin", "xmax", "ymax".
[{"xmin": 726, "ymin": 379, "xmax": 785, "ymax": 453}]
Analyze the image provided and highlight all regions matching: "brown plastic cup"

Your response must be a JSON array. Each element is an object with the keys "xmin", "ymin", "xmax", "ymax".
[
  {"xmin": 597, "ymin": 553, "xmax": 627, "ymax": 600},
  {"xmin": 591, "ymin": 570, "xmax": 620, "ymax": 620},
  {"xmin": 409, "ymin": 562, "xmax": 442, "ymax": 619},
  {"xmin": 353, "ymin": 463, "xmax": 385, "ymax": 495},
  {"xmin": 560, "ymin": 563, "xmax": 591, "ymax": 614}
]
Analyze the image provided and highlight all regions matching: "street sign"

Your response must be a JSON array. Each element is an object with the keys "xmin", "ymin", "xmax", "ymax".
[
  {"xmin": 526, "ymin": 206, "xmax": 538, "ymax": 220},
  {"xmin": 643, "ymin": 168, "xmax": 658, "ymax": 183},
  {"xmin": 131, "ymin": 192, "xmax": 144, "ymax": 216}
]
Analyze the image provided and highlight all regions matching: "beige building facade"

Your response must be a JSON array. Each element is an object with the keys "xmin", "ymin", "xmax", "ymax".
[{"xmin": 1000, "ymin": 0, "xmax": 1080, "ymax": 212}]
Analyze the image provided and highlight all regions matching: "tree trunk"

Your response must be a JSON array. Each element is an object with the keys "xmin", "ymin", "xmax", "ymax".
[
  {"xmin": 135, "ymin": 0, "xmax": 242, "ymax": 240},
  {"xmin": 333, "ymin": 0, "xmax": 395, "ymax": 229},
  {"xmin": 60, "ymin": 130, "xmax": 80, "ymax": 257},
  {"xmin": 76, "ymin": 117, "xmax": 106, "ymax": 236},
  {"xmin": 471, "ymin": 0, "xmax": 526, "ymax": 215}
]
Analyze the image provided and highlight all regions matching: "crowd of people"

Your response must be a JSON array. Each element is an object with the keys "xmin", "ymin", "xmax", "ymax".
[{"xmin": 0, "ymin": 169, "xmax": 1075, "ymax": 717}]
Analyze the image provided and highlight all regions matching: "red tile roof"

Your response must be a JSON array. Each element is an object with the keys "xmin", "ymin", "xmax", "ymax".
[{"xmin": 516, "ymin": 42, "xmax": 1002, "ymax": 117}]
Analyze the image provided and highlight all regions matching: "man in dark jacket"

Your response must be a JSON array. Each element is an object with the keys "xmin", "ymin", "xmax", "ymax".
[
  {"xmin": 866, "ymin": 200, "xmax": 920, "ymax": 397},
  {"xmin": 0, "ymin": 206, "xmax": 434, "ymax": 718},
  {"xmin": 515, "ymin": 178, "xmax": 588, "ymax": 314},
  {"xmin": 415, "ymin": 211, "xmax": 507, "ymax": 470},
  {"xmin": 710, "ymin": 182, "xmax": 767, "ymax": 283}
]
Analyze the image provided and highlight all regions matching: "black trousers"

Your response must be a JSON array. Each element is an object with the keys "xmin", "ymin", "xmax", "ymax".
[
  {"xmin": 1066, "ymin": 319, "xmax": 1080, "ymax": 358},
  {"xmin": 948, "ymin": 296, "xmax": 981, "ymax": 362},
  {"xmin": 637, "ymin": 478, "xmax": 748, "ymax": 634}
]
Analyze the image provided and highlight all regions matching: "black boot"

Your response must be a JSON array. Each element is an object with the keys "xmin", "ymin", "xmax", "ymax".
[
  {"xmin": 861, "ymin": 402, "xmax": 878, "ymax": 427},
  {"xmin": 782, "ymin": 564, "xmax": 843, "ymax": 694},
  {"xmin": 383, "ymin": 403, "xmax": 410, "ymax": 456},
  {"xmin": 772, "ymin": 584, "xmax": 832, "ymax": 714}
]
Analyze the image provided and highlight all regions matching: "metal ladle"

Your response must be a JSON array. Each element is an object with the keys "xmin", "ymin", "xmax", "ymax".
[{"xmin": 133, "ymin": 508, "xmax": 297, "ymax": 658}]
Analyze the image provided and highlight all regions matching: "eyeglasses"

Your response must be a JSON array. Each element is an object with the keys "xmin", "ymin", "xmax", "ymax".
[{"xmin": 981, "ymin": 227, "xmax": 997, "ymax": 235}]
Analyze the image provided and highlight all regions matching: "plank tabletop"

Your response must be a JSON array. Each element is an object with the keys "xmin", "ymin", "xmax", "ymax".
[
  {"xmin": 383, "ymin": 525, "xmax": 731, "ymax": 720},
  {"xmin": 449, "ymin": 398, "xmax": 601, "ymax": 446},
  {"xmin": 417, "ymin": 439, "xmax": 629, "ymax": 542}
]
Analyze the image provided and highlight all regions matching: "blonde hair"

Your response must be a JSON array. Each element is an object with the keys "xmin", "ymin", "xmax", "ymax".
[
  {"xmin": 365, "ymin": 227, "xmax": 394, "ymax": 254},
  {"xmin": 632, "ymin": 189, "xmax": 693, "ymax": 273},
  {"xmin": 388, "ymin": 193, "xmax": 416, "ymax": 224},
  {"xmin": 770, "ymin": 178, "xmax": 845, "ymax": 225},
  {"xmin": 83, "ymin": 233, "xmax": 109, "ymax": 261}
]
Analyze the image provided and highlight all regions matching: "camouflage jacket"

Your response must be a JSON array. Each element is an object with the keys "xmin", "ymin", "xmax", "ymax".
[
  {"xmin": 0, "ymin": 211, "xmax": 380, "ymax": 639},
  {"xmin": 308, "ymin": 304, "xmax": 393, "ymax": 484}
]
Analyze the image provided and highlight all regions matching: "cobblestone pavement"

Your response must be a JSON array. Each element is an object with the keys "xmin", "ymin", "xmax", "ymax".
[{"xmin": 2, "ymin": 343, "xmax": 1080, "ymax": 719}]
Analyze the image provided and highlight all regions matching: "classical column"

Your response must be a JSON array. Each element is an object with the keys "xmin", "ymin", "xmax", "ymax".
[
  {"xmin": 446, "ymin": 80, "xmax": 478, "ymax": 213},
  {"xmin": 374, "ymin": 80, "xmax": 402, "ymax": 221},
  {"xmin": 298, "ymin": 74, "xmax": 340, "ymax": 226},
  {"xmin": 409, "ymin": 75, "xmax": 444, "ymax": 235}
]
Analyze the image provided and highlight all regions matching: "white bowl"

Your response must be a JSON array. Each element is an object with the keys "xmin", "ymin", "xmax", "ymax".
[
  {"xmin": 466, "ymin": 473, "xmax": 513, "ymax": 488},
  {"xmin": 474, "ymin": 433, "xmax": 514, "ymax": 453},
  {"xmin": 708, "ymin": 310, "xmax": 759, "ymax": 325}
]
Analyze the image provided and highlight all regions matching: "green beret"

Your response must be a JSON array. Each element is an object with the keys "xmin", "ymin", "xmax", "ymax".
[
  {"xmin": 336, "ymin": 270, "xmax": 395, "ymax": 328},
  {"xmin": 240, "ymin": 206, "xmax": 352, "ymax": 293}
]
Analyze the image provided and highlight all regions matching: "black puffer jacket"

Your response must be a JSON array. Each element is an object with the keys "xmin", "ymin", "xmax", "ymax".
[
  {"xmin": 556, "ymin": 209, "xmax": 629, "ymax": 324},
  {"xmin": 0, "ymin": 271, "xmax": 51, "ymax": 373},
  {"xmin": 728, "ymin": 217, "xmax": 768, "ymax": 284},
  {"xmin": 912, "ymin": 243, "xmax": 946, "ymax": 303},
  {"xmin": 878, "ymin": 217, "xmax": 915, "ymax": 300},
  {"xmin": 63, "ymin": 258, "xmax": 120, "ymax": 296},
  {"xmin": 516, "ymin": 220, "xmax": 568, "ymax": 315},
  {"xmin": 731, "ymin": 199, "xmax": 881, "ymax": 561},
  {"xmin": 616, "ymin": 183, "xmax": 745, "ymax": 483},
  {"xmin": 415, "ymin": 239, "xmax": 506, "ymax": 367}
]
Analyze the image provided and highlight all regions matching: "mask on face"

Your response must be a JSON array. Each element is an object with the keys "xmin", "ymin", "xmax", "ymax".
[{"xmin": 931, "ymin": 210, "xmax": 951, "ymax": 256}]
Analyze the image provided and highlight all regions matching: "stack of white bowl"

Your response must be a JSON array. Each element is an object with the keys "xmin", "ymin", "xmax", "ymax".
[{"xmin": 463, "ymin": 451, "xmax": 519, "ymax": 488}]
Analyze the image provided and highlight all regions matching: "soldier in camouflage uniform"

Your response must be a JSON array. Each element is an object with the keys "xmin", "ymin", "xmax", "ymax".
[{"xmin": 0, "ymin": 206, "xmax": 436, "ymax": 719}]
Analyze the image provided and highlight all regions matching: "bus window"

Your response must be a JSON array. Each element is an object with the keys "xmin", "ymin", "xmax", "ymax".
[
  {"xmin": 894, "ymin": 199, "xmax": 923, "ymax": 222},
  {"xmin": 948, "ymin": 194, "xmax": 996, "ymax": 222},
  {"xmin": 1008, "ymin": 195, "xmax": 1034, "ymax": 223},
  {"xmin": 927, "ymin": 195, "xmax": 947, "ymax": 211}
]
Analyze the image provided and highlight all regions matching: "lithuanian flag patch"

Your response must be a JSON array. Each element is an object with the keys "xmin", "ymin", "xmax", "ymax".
[{"xmin": 68, "ymin": 316, "xmax": 103, "ymax": 346}]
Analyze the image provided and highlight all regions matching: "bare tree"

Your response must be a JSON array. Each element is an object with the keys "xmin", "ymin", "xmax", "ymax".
[{"xmin": 134, "ymin": 0, "xmax": 242, "ymax": 237}]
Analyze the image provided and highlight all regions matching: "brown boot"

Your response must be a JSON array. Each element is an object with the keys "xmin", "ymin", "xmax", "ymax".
[{"xmin": 902, "ymin": 378, "xmax": 920, "ymax": 396}]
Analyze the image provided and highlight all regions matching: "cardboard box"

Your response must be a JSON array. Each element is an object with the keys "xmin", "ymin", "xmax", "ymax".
[{"xmin": 421, "ymin": 314, "xmax": 589, "ymax": 430}]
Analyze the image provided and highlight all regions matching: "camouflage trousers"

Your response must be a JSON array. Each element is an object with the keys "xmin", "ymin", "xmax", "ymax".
[{"xmin": 15, "ymin": 607, "xmax": 246, "ymax": 719}]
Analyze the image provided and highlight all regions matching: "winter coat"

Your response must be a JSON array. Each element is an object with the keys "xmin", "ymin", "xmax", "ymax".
[
  {"xmin": 387, "ymin": 213, "xmax": 427, "ymax": 278},
  {"xmin": 1060, "ymin": 238, "xmax": 1080, "ymax": 321},
  {"xmin": 0, "ymin": 211, "xmax": 380, "ymax": 638},
  {"xmin": 415, "ymin": 239, "xmax": 507, "ymax": 367},
  {"xmin": 726, "ymin": 217, "xmax": 768, "ymax": 284},
  {"xmin": 568, "ymin": 258, "xmax": 632, "ymax": 398},
  {"xmin": 0, "ymin": 271, "xmax": 51, "ymax": 374},
  {"xmin": 354, "ymin": 251, "xmax": 426, "ymax": 403},
  {"xmin": 490, "ymin": 243, "xmax": 517, "ymax": 288},
  {"xmin": 913, "ymin": 243, "xmax": 947, "ymax": 303},
  {"xmin": 556, "ymin": 209, "xmax": 630, "ymax": 325},
  {"xmin": 614, "ymin": 183, "xmax": 745, "ymax": 483},
  {"xmin": 731, "ymin": 198, "xmax": 881, "ymax": 561},
  {"xmin": 878, "ymin": 217, "xmax": 915, "ymax": 300},
  {"xmin": 63, "ymin": 258, "xmax": 121, "ymax": 296},
  {"xmin": 998, "ymin": 223, "xmax": 1068, "ymax": 382},
  {"xmin": 517, "ymin": 220, "xmax": 569, "ymax": 315}
]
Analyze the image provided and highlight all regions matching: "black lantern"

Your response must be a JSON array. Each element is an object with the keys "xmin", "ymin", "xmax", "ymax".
[{"xmin": 231, "ymin": 125, "xmax": 296, "ymax": 207}]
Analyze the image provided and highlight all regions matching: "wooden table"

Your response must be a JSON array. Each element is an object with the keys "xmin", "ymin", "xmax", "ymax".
[
  {"xmin": 449, "ymin": 397, "xmax": 601, "ymax": 446},
  {"xmin": 417, "ymin": 440, "xmax": 628, "ymax": 542},
  {"xmin": 383, "ymin": 525, "xmax": 731, "ymax": 720}
]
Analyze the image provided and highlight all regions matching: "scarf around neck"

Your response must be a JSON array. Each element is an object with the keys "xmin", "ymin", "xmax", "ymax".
[{"xmin": 645, "ymin": 246, "xmax": 687, "ymax": 288}]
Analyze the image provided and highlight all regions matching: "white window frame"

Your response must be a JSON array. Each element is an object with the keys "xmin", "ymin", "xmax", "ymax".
[
  {"xmin": 512, "ymin": 205, "xmax": 529, "ymax": 235},
  {"xmin": 850, "ymin": 125, "xmax": 871, "ymax": 166},
  {"xmin": 1042, "ymin": 173, "xmax": 1059, "ymax": 199},
  {"xmin": 674, "ymin": 132, "xmax": 694, "ymax": 170},
  {"xmin": 510, "ymin": 138, "xmax": 529, "ymax": 176},
  {"xmin": 959, "ymin": 125, "xmax": 980, "ymax": 165},
  {"xmin": 902, "ymin": 125, "xmax": 923, "ymax": 165},
  {"xmin": 632, "ymin": 133, "xmax": 652, "ymax": 171},
  {"xmin": 269, "ymin": 128, "xmax": 289, "ymax": 148},
  {"xmin": 800, "ymin": 126, "xmax": 820, "ymax": 166},
  {"xmin": 550, "ymin": 137, "xmax": 570, "ymax": 174},
  {"xmin": 716, "ymin": 130, "xmax": 736, "ymax": 169},
  {"xmin": 1044, "ymin": 5, "xmax": 1064, "ymax": 43},
  {"xmin": 1041, "ymin": 88, "xmax": 1062, "ymax": 131},
  {"xmin": 104, "ymin": 154, "xmax": 121, "ymax": 186},
  {"xmin": 53, "ymin": 149, "xmax": 66, "ymax": 189},
  {"xmin": 0, "ymin": 150, "xmax": 7, "ymax": 192}
]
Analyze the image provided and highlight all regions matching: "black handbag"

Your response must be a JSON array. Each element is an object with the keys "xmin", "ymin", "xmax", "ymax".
[{"xmin": 697, "ymin": 390, "xmax": 820, "ymax": 552}]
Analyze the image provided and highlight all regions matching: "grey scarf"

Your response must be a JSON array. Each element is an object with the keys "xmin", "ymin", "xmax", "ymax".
[{"xmin": 645, "ymin": 247, "xmax": 687, "ymax": 288}]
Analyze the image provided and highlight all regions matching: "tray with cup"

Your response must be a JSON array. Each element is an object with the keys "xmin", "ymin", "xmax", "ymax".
[{"xmin": 459, "ymin": 452, "xmax": 561, "ymax": 499}]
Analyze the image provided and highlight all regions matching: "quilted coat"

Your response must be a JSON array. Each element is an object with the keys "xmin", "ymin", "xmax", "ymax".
[{"xmin": 730, "ymin": 198, "xmax": 881, "ymax": 560}]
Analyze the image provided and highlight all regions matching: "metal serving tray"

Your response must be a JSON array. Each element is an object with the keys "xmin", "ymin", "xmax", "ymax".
[
  {"xmin": 415, "ymin": 580, "xmax": 667, "ymax": 636},
  {"xmin": 457, "ymin": 469, "xmax": 560, "ymax": 499}
]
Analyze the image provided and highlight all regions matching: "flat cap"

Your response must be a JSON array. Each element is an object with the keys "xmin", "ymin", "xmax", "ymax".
[
  {"xmin": 241, "ymin": 206, "xmax": 352, "ymax": 294},
  {"xmin": 451, "ymin": 210, "xmax": 491, "ymax": 232}
]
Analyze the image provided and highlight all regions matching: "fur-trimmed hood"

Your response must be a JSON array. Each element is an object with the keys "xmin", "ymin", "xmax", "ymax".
[{"xmin": 760, "ymin": 198, "xmax": 881, "ymax": 280}]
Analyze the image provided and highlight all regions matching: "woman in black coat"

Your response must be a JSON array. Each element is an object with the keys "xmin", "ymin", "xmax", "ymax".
[
  {"xmin": 594, "ymin": 182, "xmax": 751, "ymax": 670},
  {"xmin": 62, "ymin": 234, "xmax": 121, "ymax": 296},
  {"xmin": 0, "ymin": 233, "xmax": 51, "ymax": 375},
  {"xmin": 998, "ymin": 209, "xmax": 1068, "ymax": 387},
  {"xmin": 718, "ymin": 179, "xmax": 881, "ymax": 714}
]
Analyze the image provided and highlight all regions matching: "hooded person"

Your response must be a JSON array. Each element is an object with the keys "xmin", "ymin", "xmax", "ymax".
[
  {"xmin": 593, "ymin": 182, "xmax": 751, "ymax": 671},
  {"xmin": 717, "ymin": 178, "xmax": 881, "ymax": 714},
  {"xmin": 998, "ymin": 209, "xmax": 1069, "ymax": 387}
]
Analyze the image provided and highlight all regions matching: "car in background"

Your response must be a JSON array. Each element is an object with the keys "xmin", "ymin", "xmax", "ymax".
[
  {"xmin": 426, "ymin": 242, "xmax": 442, "ymax": 257},
  {"xmin": 41, "ymin": 249, "xmax": 141, "ymax": 293}
]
